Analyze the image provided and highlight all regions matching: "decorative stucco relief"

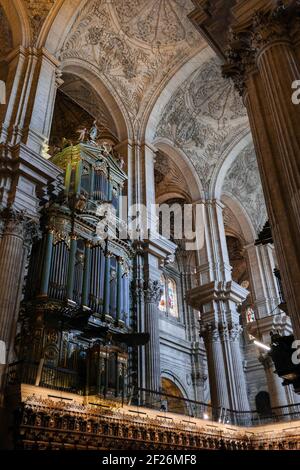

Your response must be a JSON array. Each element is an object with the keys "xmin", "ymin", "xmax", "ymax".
[
  {"xmin": 60, "ymin": 0, "xmax": 200, "ymax": 123},
  {"xmin": 222, "ymin": 143, "xmax": 268, "ymax": 233},
  {"xmin": 155, "ymin": 57, "xmax": 249, "ymax": 189},
  {"xmin": 24, "ymin": 0, "xmax": 56, "ymax": 43},
  {"xmin": 0, "ymin": 5, "xmax": 13, "ymax": 57}
]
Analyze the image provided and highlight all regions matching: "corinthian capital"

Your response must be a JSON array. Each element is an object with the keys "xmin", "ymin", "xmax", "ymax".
[
  {"xmin": 228, "ymin": 322, "xmax": 243, "ymax": 342},
  {"xmin": 223, "ymin": 2, "xmax": 299, "ymax": 96},
  {"xmin": 251, "ymin": 4, "xmax": 291, "ymax": 52},
  {"xmin": 200, "ymin": 322, "xmax": 220, "ymax": 343},
  {"xmin": 144, "ymin": 280, "xmax": 162, "ymax": 304},
  {"xmin": 1, "ymin": 207, "xmax": 26, "ymax": 238}
]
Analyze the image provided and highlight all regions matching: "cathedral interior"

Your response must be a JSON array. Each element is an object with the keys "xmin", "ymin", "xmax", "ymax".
[{"xmin": 1, "ymin": 0, "xmax": 300, "ymax": 451}]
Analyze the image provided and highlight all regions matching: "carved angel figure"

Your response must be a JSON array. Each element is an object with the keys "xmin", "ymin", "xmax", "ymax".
[{"xmin": 77, "ymin": 127, "xmax": 88, "ymax": 142}]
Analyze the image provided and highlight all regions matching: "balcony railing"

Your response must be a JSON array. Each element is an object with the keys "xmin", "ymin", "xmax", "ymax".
[{"xmin": 6, "ymin": 362, "xmax": 300, "ymax": 427}]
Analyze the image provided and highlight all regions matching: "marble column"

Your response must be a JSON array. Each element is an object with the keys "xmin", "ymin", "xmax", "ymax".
[
  {"xmin": 201, "ymin": 323, "xmax": 230, "ymax": 412},
  {"xmin": 223, "ymin": 2, "xmax": 300, "ymax": 340},
  {"xmin": 259, "ymin": 354, "xmax": 289, "ymax": 411},
  {"xmin": 245, "ymin": 242, "xmax": 281, "ymax": 319},
  {"xmin": 144, "ymin": 279, "xmax": 162, "ymax": 393},
  {"xmin": 227, "ymin": 323, "xmax": 251, "ymax": 413},
  {"xmin": 0, "ymin": 210, "xmax": 25, "ymax": 396},
  {"xmin": 188, "ymin": 199, "xmax": 250, "ymax": 412}
]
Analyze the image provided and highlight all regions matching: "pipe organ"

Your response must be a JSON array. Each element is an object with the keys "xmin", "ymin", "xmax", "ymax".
[{"xmin": 19, "ymin": 142, "xmax": 133, "ymax": 398}]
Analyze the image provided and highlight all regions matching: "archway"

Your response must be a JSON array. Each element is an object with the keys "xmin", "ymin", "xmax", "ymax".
[
  {"xmin": 255, "ymin": 391, "xmax": 272, "ymax": 417},
  {"xmin": 161, "ymin": 377, "xmax": 187, "ymax": 415}
]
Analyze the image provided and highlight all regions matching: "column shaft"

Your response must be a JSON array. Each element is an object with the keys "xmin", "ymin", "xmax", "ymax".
[{"xmin": 144, "ymin": 280, "xmax": 161, "ymax": 393}]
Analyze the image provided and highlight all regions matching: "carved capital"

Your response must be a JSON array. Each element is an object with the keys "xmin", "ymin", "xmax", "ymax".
[
  {"xmin": 228, "ymin": 322, "xmax": 242, "ymax": 342},
  {"xmin": 258, "ymin": 352, "xmax": 273, "ymax": 370},
  {"xmin": 223, "ymin": 3, "xmax": 298, "ymax": 96},
  {"xmin": 223, "ymin": 33, "xmax": 257, "ymax": 96},
  {"xmin": 1, "ymin": 207, "xmax": 26, "ymax": 238},
  {"xmin": 144, "ymin": 280, "xmax": 162, "ymax": 304},
  {"xmin": 200, "ymin": 322, "xmax": 220, "ymax": 343},
  {"xmin": 251, "ymin": 4, "xmax": 291, "ymax": 52}
]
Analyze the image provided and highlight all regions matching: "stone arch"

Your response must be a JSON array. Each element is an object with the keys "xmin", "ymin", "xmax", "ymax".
[
  {"xmin": 255, "ymin": 391, "xmax": 272, "ymax": 417},
  {"xmin": 153, "ymin": 139, "xmax": 204, "ymax": 202},
  {"xmin": 213, "ymin": 131, "xmax": 253, "ymax": 200},
  {"xmin": 160, "ymin": 371, "xmax": 191, "ymax": 415},
  {"xmin": 39, "ymin": 0, "xmax": 83, "ymax": 54},
  {"xmin": 161, "ymin": 370, "xmax": 189, "ymax": 399},
  {"xmin": 222, "ymin": 193, "xmax": 256, "ymax": 245},
  {"xmin": 60, "ymin": 59, "xmax": 131, "ymax": 142},
  {"xmin": 0, "ymin": 0, "xmax": 31, "ymax": 48}
]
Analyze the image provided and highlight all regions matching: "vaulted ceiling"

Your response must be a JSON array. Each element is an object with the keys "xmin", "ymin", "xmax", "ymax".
[
  {"xmin": 60, "ymin": 0, "xmax": 201, "ymax": 124},
  {"xmin": 1, "ymin": 0, "xmax": 268, "ymax": 234}
]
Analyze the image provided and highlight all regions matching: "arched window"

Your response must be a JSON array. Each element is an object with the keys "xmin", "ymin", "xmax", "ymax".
[
  {"xmin": 167, "ymin": 278, "xmax": 178, "ymax": 318},
  {"xmin": 159, "ymin": 275, "xmax": 179, "ymax": 319}
]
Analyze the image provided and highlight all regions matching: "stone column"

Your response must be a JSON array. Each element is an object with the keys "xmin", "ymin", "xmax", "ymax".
[
  {"xmin": 144, "ymin": 279, "xmax": 162, "ymax": 393},
  {"xmin": 245, "ymin": 242, "xmax": 281, "ymax": 319},
  {"xmin": 201, "ymin": 323, "xmax": 230, "ymax": 412},
  {"xmin": 227, "ymin": 323, "xmax": 251, "ymax": 412},
  {"xmin": 0, "ymin": 209, "xmax": 25, "ymax": 394},
  {"xmin": 187, "ymin": 199, "xmax": 250, "ymax": 411},
  {"xmin": 259, "ymin": 354, "xmax": 289, "ymax": 411},
  {"xmin": 223, "ymin": 2, "xmax": 300, "ymax": 340}
]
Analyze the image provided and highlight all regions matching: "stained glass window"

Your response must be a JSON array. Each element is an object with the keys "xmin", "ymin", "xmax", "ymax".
[
  {"xmin": 167, "ymin": 278, "xmax": 178, "ymax": 317},
  {"xmin": 159, "ymin": 275, "xmax": 178, "ymax": 318},
  {"xmin": 159, "ymin": 275, "xmax": 167, "ymax": 312}
]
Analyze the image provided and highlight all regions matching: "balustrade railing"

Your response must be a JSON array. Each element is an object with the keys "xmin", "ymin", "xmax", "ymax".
[{"xmin": 7, "ymin": 362, "xmax": 300, "ymax": 427}]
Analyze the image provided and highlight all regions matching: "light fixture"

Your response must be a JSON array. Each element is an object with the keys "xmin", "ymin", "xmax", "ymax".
[
  {"xmin": 203, "ymin": 413, "xmax": 209, "ymax": 420},
  {"xmin": 253, "ymin": 340, "xmax": 271, "ymax": 352}
]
